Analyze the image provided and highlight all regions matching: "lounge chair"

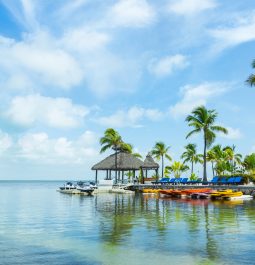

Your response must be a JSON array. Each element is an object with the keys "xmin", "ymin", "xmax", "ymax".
[
  {"xmin": 181, "ymin": 178, "xmax": 188, "ymax": 185},
  {"xmin": 234, "ymin": 176, "xmax": 243, "ymax": 185},
  {"xmin": 226, "ymin": 177, "xmax": 235, "ymax": 185},
  {"xmin": 209, "ymin": 176, "xmax": 219, "ymax": 185},
  {"xmin": 159, "ymin": 178, "xmax": 170, "ymax": 183},
  {"xmin": 218, "ymin": 177, "xmax": 228, "ymax": 185}
]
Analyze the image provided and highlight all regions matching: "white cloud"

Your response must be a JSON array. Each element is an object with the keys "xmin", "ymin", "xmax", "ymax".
[
  {"xmin": 97, "ymin": 106, "xmax": 163, "ymax": 127},
  {"xmin": 61, "ymin": 28, "xmax": 111, "ymax": 52},
  {"xmin": 109, "ymin": 0, "xmax": 156, "ymax": 27},
  {"xmin": 210, "ymin": 13, "xmax": 255, "ymax": 52},
  {"xmin": 0, "ymin": 32, "xmax": 83, "ymax": 90},
  {"xmin": 17, "ymin": 131, "xmax": 98, "ymax": 164},
  {"xmin": 169, "ymin": 82, "xmax": 229, "ymax": 118},
  {"xmin": 220, "ymin": 126, "xmax": 242, "ymax": 140},
  {"xmin": 5, "ymin": 94, "xmax": 89, "ymax": 128},
  {"xmin": 0, "ymin": 131, "xmax": 12, "ymax": 152},
  {"xmin": 168, "ymin": 0, "xmax": 217, "ymax": 15},
  {"xmin": 149, "ymin": 54, "xmax": 189, "ymax": 77}
]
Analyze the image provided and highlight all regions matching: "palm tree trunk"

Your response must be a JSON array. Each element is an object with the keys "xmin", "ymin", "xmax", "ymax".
[
  {"xmin": 161, "ymin": 155, "xmax": 164, "ymax": 178},
  {"xmin": 203, "ymin": 133, "xmax": 207, "ymax": 182},
  {"xmin": 211, "ymin": 162, "xmax": 215, "ymax": 177},
  {"xmin": 191, "ymin": 161, "xmax": 194, "ymax": 174}
]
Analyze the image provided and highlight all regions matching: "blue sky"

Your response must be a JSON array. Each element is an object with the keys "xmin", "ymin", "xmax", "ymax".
[{"xmin": 0, "ymin": 0, "xmax": 255, "ymax": 180}]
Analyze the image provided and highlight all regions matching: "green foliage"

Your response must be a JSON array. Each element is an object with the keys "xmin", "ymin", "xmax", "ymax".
[
  {"xmin": 166, "ymin": 161, "xmax": 189, "ymax": 178},
  {"xmin": 190, "ymin": 172, "xmax": 198, "ymax": 181},
  {"xmin": 151, "ymin": 141, "xmax": 172, "ymax": 178}
]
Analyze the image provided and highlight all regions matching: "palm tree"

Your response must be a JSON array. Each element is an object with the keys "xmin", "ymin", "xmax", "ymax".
[
  {"xmin": 243, "ymin": 153, "xmax": 255, "ymax": 175},
  {"xmin": 186, "ymin": 106, "xmax": 228, "ymax": 182},
  {"xmin": 246, "ymin": 59, "xmax": 255, "ymax": 86},
  {"xmin": 120, "ymin": 143, "xmax": 143, "ymax": 159},
  {"xmin": 166, "ymin": 161, "xmax": 189, "ymax": 179},
  {"xmin": 207, "ymin": 149, "xmax": 217, "ymax": 178},
  {"xmin": 151, "ymin": 142, "xmax": 172, "ymax": 178},
  {"xmin": 181, "ymin": 143, "xmax": 203, "ymax": 175},
  {"xmin": 223, "ymin": 145, "xmax": 242, "ymax": 174},
  {"xmin": 100, "ymin": 128, "xmax": 122, "ymax": 181}
]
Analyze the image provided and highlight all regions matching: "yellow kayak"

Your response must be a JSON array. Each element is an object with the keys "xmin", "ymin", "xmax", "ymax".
[
  {"xmin": 211, "ymin": 189, "xmax": 233, "ymax": 198},
  {"xmin": 222, "ymin": 191, "xmax": 243, "ymax": 199},
  {"xmin": 142, "ymin": 189, "xmax": 161, "ymax": 193}
]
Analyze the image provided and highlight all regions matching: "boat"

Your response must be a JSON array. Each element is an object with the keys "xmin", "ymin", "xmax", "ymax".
[
  {"xmin": 210, "ymin": 189, "xmax": 233, "ymax": 199},
  {"xmin": 76, "ymin": 181, "xmax": 96, "ymax": 195},
  {"xmin": 58, "ymin": 182, "xmax": 79, "ymax": 194},
  {"xmin": 222, "ymin": 193, "xmax": 253, "ymax": 201}
]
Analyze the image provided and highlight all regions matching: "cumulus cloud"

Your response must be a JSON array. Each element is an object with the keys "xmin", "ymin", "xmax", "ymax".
[
  {"xmin": 17, "ymin": 131, "xmax": 98, "ymax": 164},
  {"xmin": 109, "ymin": 0, "xmax": 156, "ymax": 27},
  {"xmin": 169, "ymin": 82, "xmax": 230, "ymax": 118},
  {"xmin": 97, "ymin": 106, "xmax": 163, "ymax": 127},
  {"xmin": 219, "ymin": 126, "xmax": 242, "ymax": 140},
  {"xmin": 168, "ymin": 0, "xmax": 217, "ymax": 15},
  {"xmin": 0, "ymin": 32, "xmax": 83, "ymax": 90},
  {"xmin": 148, "ymin": 54, "xmax": 189, "ymax": 77},
  {"xmin": 210, "ymin": 13, "xmax": 255, "ymax": 52},
  {"xmin": 5, "ymin": 94, "xmax": 89, "ymax": 128}
]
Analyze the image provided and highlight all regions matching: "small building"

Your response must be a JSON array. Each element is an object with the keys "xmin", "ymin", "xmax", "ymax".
[{"xmin": 91, "ymin": 151, "xmax": 159, "ymax": 184}]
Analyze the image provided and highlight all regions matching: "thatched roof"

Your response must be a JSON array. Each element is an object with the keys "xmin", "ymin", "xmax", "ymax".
[
  {"xmin": 92, "ymin": 152, "xmax": 144, "ymax": 170},
  {"xmin": 143, "ymin": 153, "xmax": 159, "ymax": 169}
]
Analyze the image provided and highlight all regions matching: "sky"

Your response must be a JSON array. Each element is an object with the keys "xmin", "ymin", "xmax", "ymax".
[{"xmin": 0, "ymin": 0, "xmax": 255, "ymax": 180}]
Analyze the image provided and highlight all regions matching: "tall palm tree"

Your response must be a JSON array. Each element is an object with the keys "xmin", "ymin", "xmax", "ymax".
[
  {"xmin": 246, "ymin": 59, "xmax": 255, "ymax": 86},
  {"xmin": 181, "ymin": 143, "xmax": 203, "ymax": 175},
  {"xmin": 166, "ymin": 161, "xmax": 189, "ymax": 179},
  {"xmin": 186, "ymin": 106, "xmax": 228, "ymax": 182},
  {"xmin": 100, "ymin": 128, "xmax": 122, "ymax": 181},
  {"xmin": 151, "ymin": 142, "xmax": 172, "ymax": 178}
]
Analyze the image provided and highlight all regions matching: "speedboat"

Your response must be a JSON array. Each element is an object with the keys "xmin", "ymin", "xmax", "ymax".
[{"xmin": 58, "ymin": 182, "xmax": 78, "ymax": 193}]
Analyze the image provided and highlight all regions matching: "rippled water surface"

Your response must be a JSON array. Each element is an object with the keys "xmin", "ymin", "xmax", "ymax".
[{"xmin": 1, "ymin": 181, "xmax": 255, "ymax": 265}]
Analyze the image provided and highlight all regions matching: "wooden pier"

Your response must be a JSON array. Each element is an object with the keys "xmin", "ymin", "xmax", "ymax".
[{"xmin": 130, "ymin": 184, "xmax": 255, "ymax": 195}]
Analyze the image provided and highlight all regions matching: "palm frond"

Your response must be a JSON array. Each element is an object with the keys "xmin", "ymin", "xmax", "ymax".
[{"xmin": 186, "ymin": 128, "xmax": 201, "ymax": 139}]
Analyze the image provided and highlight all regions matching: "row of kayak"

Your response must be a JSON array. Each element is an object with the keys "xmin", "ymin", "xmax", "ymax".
[{"xmin": 142, "ymin": 188, "xmax": 253, "ymax": 201}]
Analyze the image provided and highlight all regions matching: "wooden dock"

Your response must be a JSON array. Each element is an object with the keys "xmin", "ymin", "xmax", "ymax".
[{"xmin": 129, "ymin": 184, "xmax": 255, "ymax": 195}]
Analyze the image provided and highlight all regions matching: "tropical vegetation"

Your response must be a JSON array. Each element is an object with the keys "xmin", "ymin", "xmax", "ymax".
[
  {"xmin": 186, "ymin": 106, "xmax": 228, "ymax": 182},
  {"xmin": 165, "ymin": 161, "xmax": 189, "ymax": 179},
  {"xmin": 151, "ymin": 142, "xmax": 172, "ymax": 178}
]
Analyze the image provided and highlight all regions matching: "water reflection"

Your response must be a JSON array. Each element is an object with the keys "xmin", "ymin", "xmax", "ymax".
[
  {"xmin": 94, "ymin": 193, "xmax": 255, "ymax": 264},
  {"xmin": 1, "ymin": 181, "xmax": 255, "ymax": 265}
]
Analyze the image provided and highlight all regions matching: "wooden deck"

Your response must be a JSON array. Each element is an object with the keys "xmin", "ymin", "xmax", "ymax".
[{"xmin": 130, "ymin": 184, "xmax": 255, "ymax": 195}]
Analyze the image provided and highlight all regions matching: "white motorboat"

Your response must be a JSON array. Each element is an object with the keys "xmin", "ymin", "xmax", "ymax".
[{"xmin": 76, "ymin": 181, "xmax": 96, "ymax": 195}]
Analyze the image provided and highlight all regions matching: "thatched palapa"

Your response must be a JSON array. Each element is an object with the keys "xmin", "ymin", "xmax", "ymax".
[{"xmin": 92, "ymin": 152, "xmax": 144, "ymax": 171}]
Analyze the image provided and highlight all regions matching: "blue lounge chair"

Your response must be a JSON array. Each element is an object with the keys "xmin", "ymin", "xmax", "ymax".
[
  {"xmin": 174, "ymin": 178, "xmax": 182, "ymax": 185},
  {"xmin": 218, "ymin": 177, "xmax": 228, "ymax": 185},
  {"xmin": 159, "ymin": 178, "xmax": 170, "ymax": 183},
  {"xmin": 226, "ymin": 177, "xmax": 235, "ymax": 185},
  {"xmin": 169, "ymin": 178, "xmax": 176, "ymax": 184},
  {"xmin": 210, "ymin": 176, "xmax": 219, "ymax": 185},
  {"xmin": 234, "ymin": 176, "xmax": 243, "ymax": 185},
  {"xmin": 181, "ymin": 178, "xmax": 188, "ymax": 184}
]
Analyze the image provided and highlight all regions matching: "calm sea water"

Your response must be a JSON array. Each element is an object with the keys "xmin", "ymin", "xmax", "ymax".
[{"xmin": 0, "ymin": 181, "xmax": 255, "ymax": 265}]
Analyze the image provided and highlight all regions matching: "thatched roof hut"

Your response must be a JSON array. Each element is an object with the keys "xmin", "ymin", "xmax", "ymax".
[
  {"xmin": 91, "ymin": 151, "xmax": 159, "ymax": 184},
  {"xmin": 143, "ymin": 153, "xmax": 159, "ymax": 169},
  {"xmin": 92, "ymin": 151, "xmax": 144, "ymax": 171}
]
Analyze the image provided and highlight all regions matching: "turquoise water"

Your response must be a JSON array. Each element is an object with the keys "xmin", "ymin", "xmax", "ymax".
[{"xmin": 1, "ymin": 181, "xmax": 255, "ymax": 265}]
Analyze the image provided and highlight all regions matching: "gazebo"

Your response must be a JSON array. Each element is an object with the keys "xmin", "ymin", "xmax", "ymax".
[
  {"xmin": 91, "ymin": 151, "xmax": 144, "ymax": 183},
  {"xmin": 91, "ymin": 151, "xmax": 159, "ymax": 184},
  {"xmin": 142, "ymin": 153, "xmax": 159, "ymax": 183}
]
